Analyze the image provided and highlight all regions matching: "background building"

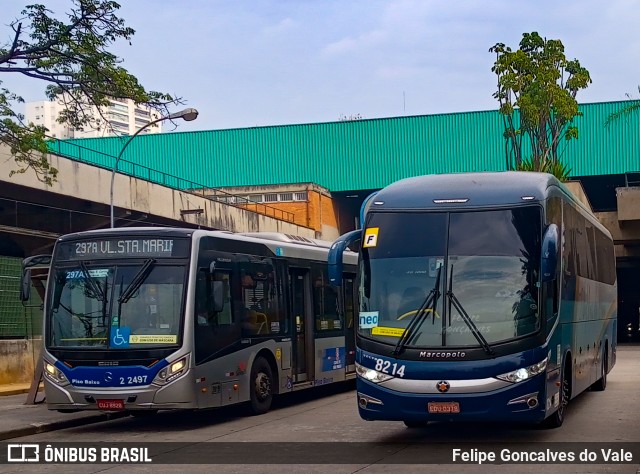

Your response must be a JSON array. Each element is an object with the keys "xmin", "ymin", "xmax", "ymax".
[{"xmin": 25, "ymin": 97, "xmax": 162, "ymax": 138}]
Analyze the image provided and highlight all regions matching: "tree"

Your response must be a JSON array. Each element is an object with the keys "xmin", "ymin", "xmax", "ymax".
[
  {"xmin": 489, "ymin": 32, "xmax": 591, "ymax": 181},
  {"xmin": 0, "ymin": 1, "xmax": 182, "ymax": 185}
]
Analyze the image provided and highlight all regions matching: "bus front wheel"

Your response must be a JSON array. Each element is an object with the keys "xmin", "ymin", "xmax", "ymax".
[
  {"xmin": 542, "ymin": 362, "xmax": 570, "ymax": 429},
  {"xmin": 250, "ymin": 357, "xmax": 273, "ymax": 415}
]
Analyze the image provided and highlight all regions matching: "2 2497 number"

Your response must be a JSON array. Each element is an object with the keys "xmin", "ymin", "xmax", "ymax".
[
  {"xmin": 119, "ymin": 375, "xmax": 148, "ymax": 385},
  {"xmin": 374, "ymin": 358, "xmax": 406, "ymax": 377}
]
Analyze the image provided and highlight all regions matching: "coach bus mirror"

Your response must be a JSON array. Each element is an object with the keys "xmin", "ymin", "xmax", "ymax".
[
  {"xmin": 541, "ymin": 224, "xmax": 559, "ymax": 282},
  {"xmin": 211, "ymin": 281, "xmax": 224, "ymax": 313},
  {"xmin": 20, "ymin": 269, "xmax": 31, "ymax": 302},
  {"xmin": 328, "ymin": 229, "xmax": 361, "ymax": 287}
]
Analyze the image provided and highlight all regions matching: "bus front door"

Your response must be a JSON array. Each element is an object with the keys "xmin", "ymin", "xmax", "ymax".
[{"xmin": 291, "ymin": 268, "xmax": 315, "ymax": 383}]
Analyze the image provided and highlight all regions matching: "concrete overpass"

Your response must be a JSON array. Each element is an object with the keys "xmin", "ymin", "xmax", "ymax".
[{"xmin": 0, "ymin": 145, "xmax": 316, "ymax": 258}]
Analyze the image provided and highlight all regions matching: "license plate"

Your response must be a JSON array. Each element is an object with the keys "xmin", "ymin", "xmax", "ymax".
[
  {"xmin": 97, "ymin": 399, "xmax": 125, "ymax": 411},
  {"xmin": 428, "ymin": 402, "xmax": 460, "ymax": 414}
]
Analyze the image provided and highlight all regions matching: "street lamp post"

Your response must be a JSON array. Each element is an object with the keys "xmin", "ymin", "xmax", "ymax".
[{"xmin": 109, "ymin": 107, "xmax": 198, "ymax": 228}]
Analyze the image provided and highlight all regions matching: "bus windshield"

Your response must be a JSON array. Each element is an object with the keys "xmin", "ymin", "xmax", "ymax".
[
  {"xmin": 358, "ymin": 207, "xmax": 541, "ymax": 349},
  {"xmin": 48, "ymin": 263, "xmax": 186, "ymax": 349}
]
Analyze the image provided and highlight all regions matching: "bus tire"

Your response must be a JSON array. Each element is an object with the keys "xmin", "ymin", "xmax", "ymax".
[
  {"xmin": 591, "ymin": 347, "xmax": 607, "ymax": 392},
  {"xmin": 542, "ymin": 360, "xmax": 570, "ymax": 429},
  {"xmin": 250, "ymin": 357, "xmax": 273, "ymax": 415}
]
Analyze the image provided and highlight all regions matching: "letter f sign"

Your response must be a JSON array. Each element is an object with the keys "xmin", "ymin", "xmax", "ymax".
[{"xmin": 363, "ymin": 228, "xmax": 379, "ymax": 248}]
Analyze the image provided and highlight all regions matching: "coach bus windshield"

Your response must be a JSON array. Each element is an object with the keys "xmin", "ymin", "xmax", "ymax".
[
  {"xmin": 358, "ymin": 207, "xmax": 541, "ymax": 349},
  {"xmin": 48, "ymin": 263, "xmax": 186, "ymax": 349}
]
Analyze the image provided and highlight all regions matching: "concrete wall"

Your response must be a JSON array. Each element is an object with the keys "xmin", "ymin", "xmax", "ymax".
[
  {"xmin": 565, "ymin": 181, "xmax": 593, "ymax": 210},
  {"xmin": 0, "ymin": 339, "xmax": 41, "ymax": 385},
  {"xmin": 617, "ymin": 187, "xmax": 640, "ymax": 222},
  {"xmin": 216, "ymin": 183, "xmax": 341, "ymax": 240}
]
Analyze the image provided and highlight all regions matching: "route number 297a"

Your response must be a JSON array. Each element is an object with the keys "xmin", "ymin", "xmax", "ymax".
[{"xmin": 374, "ymin": 358, "xmax": 406, "ymax": 377}]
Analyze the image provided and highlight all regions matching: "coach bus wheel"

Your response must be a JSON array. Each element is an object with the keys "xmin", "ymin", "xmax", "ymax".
[
  {"xmin": 543, "ymin": 362, "xmax": 570, "ymax": 428},
  {"xmin": 250, "ymin": 357, "xmax": 273, "ymax": 415},
  {"xmin": 591, "ymin": 347, "xmax": 608, "ymax": 392}
]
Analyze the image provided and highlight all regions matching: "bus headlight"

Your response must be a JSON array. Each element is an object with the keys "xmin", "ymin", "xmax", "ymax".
[
  {"xmin": 44, "ymin": 361, "xmax": 69, "ymax": 385},
  {"xmin": 355, "ymin": 362, "xmax": 393, "ymax": 383},
  {"xmin": 496, "ymin": 357, "xmax": 548, "ymax": 383},
  {"xmin": 153, "ymin": 356, "xmax": 188, "ymax": 385}
]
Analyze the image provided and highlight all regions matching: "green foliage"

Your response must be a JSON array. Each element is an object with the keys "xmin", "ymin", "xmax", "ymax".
[
  {"xmin": 0, "ymin": 0, "xmax": 182, "ymax": 185},
  {"xmin": 516, "ymin": 157, "xmax": 572, "ymax": 181},
  {"xmin": 489, "ymin": 32, "xmax": 590, "ymax": 181},
  {"xmin": 604, "ymin": 86, "xmax": 640, "ymax": 127}
]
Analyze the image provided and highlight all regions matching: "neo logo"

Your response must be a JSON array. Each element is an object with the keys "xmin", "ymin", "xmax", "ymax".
[{"xmin": 359, "ymin": 313, "xmax": 379, "ymax": 329}]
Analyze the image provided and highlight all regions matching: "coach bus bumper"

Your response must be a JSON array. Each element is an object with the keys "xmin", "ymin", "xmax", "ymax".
[
  {"xmin": 43, "ymin": 371, "xmax": 197, "ymax": 412},
  {"xmin": 356, "ymin": 375, "xmax": 547, "ymax": 423}
]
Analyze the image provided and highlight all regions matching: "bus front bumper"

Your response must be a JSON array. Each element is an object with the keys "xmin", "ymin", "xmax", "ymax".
[
  {"xmin": 43, "ymin": 371, "xmax": 197, "ymax": 412},
  {"xmin": 356, "ymin": 375, "xmax": 548, "ymax": 423}
]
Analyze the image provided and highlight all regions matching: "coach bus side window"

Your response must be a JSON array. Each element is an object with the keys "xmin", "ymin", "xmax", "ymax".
[
  {"xmin": 562, "ymin": 202, "xmax": 578, "ymax": 297},
  {"xmin": 543, "ymin": 197, "xmax": 562, "ymax": 330}
]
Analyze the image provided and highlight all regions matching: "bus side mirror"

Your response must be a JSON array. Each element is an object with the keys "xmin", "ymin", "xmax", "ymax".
[
  {"xmin": 328, "ymin": 229, "xmax": 361, "ymax": 287},
  {"xmin": 211, "ymin": 281, "xmax": 224, "ymax": 313},
  {"xmin": 541, "ymin": 224, "xmax": 559, "ymax": 282},
  {"xmin": 20, "ymin": 269, "xmax": 31, "ymax": 302},
  {"xmin": 20, "ymin": 254, "xmax": 51, "ymax": 303}
]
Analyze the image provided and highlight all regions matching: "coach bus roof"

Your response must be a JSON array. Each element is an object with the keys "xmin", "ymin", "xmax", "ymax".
[{"xmin": 371, "ymin": 171, "xmax": 565, "ymax": 210}]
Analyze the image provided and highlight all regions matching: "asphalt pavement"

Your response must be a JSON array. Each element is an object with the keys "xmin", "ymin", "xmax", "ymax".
[{"xmin": 0, "ymin": 384, "xmax": 127, "ymax": 441}]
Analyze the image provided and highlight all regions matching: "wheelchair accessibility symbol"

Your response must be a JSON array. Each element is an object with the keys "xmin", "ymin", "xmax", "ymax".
[{"xmin": 110, "ymin": 327, "xmax": 131, "ymax": 348}]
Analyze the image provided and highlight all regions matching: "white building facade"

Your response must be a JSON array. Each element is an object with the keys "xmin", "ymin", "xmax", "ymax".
[{"xmin": 25, "ymin": 97, "xmax": 161, "ymax": 138}]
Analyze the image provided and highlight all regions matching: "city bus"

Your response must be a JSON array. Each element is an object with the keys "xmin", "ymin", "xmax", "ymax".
[
  {"xmin": 328, "ymin": 171, "xmax": 617, "ymax": 428},
  {"xmin": 22, "ymin": 228, "xmax": 358, "ymax": 415}
]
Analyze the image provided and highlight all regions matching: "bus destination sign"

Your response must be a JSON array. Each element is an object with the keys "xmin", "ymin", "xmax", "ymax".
[{"xmin": 57, "ymin": 237, "xmax": 190, "ymax": 260}]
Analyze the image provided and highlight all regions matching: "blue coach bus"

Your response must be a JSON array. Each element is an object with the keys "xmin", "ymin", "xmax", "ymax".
[{"xmin": 328, "ymin": 171, "xmax": 617, "ymax": 428}]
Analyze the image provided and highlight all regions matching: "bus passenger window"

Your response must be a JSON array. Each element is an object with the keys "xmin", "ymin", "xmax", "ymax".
[
  {"xmin": 240, "ymin": 264, "xmax": 284, "ymax": 336},
  {"xmin": 195, "ymin": 269, "xmax": 232, "ymax": 327},
  {"xmin": 214, "ymin": 272, "xmax": 232, "ymax": 325}
]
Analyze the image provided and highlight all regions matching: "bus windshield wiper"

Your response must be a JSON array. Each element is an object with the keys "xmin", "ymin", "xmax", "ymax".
[
  {"xmin": 79, "ymin": 261, "xmax": 105, "ymax": 302},
  {"xmin": 118, "ymin": 259, "xmax": 155, "ymax": 304},
  {"xmin": 393, "ymin": 265, "xmax": 442, "ymax": 356},
  {"xmin": 446, "ymin": 264, "xmax": 494, "ymax": 356}
]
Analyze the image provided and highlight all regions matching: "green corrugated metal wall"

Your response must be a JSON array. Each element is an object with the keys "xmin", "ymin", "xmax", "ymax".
[
  {"xmin": 54, "ymin": 100, "xmax": 640, "ymax": 192},
  {"xmin": 0, "ymin": 257, "xmax": 43, "ymax": 338}
]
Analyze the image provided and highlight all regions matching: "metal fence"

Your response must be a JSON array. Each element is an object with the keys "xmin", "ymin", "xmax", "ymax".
[
  {"xmin": 0, "ymin": 257, "xmax": 43, "ymax": 338},
  {"xmin": 47, "ymin": 139, "xmax": 297, "ymax": 225}
]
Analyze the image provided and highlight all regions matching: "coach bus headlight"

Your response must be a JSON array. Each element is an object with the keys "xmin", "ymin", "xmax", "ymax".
[
  {"xmin": 496, "ymin": 357, "xmax": 548, "ymax": 383},
  {"xmin": 355, "ymin": 362, "xmax": 393, "ymax": 383},
  {"xmin": 153, "ymin": 356, "xmax": 188, "ymax": 385},
  {"xmin": 44, "ymin": 361, "xmax": 68, "ymax": 385}
]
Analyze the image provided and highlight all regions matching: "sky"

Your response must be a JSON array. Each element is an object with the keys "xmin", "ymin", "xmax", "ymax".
[{"xmin": 2, "ymin": 0, "xmax": 640, "ymax": 133}]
